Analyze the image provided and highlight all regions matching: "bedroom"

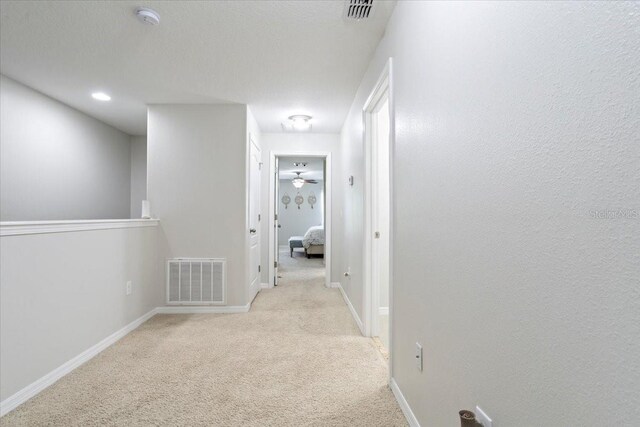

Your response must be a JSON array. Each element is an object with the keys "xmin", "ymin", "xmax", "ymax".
[{"xmin": 275, "ymin": 157, "xmax": 326, "ymax": 285}]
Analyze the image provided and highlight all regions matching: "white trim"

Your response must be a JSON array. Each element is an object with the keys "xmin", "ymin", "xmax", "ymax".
[
  {"xmin": 261, "ymin": 282, "xmax": 272, "ymax": 289},
  {"xmin": 0, "ymin": 219, "xmax": 159, "ymax": 237},
  {"xmin": 390, "ymin": 378, "xmax": 421, "ymax": 427},
  {"xmin": 363, "ymin": 58, "xmax": 392, "ymax": 337},
  {"xmin": 249, "ymin": 283, "xmax": 260, "ymax": 304},
  {"xmin": 379, "ymin": 307, "xmax": 389, "ymax": 316},
  {"xmin": 330, "ymin": 282, "xmax": 341, "ymax": 288},
  {"xmin": 155, "ymin": 303, "xmax": 251, "ymax": 314},
  {"xmin": 337, "ymin": 283, "xmax": 364, "ymax": 335},
  {"xmin": 268, "ymin": 150, "xmax": 332, "ymax": 289},
  {"xmin": 387, "ymin": 58, "xmax": 396, "ymax": 385},
  {"xmin": 0, "ymin": 307, "xmax": 158, "ymax": 417},
  {"xmin": 363, "ymin": 58, "xmax": 395, "ymax": 383}
]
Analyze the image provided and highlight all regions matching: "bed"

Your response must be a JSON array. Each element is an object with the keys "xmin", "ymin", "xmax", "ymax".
[{"xmin": 288, "ymin": 226, "xmax": 325, "ymax": 258}]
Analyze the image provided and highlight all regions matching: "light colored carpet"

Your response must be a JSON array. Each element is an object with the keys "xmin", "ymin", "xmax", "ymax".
[{"xmin": 2, "ymin": 249, "xmax": 406, "ymax": 426}]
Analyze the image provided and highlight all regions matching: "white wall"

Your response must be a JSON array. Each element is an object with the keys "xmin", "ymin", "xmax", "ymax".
[
  {"xmin": 341, "ymin": 2, "xmax": 640, "ymax": 425},
  {"xmin": 129, "ymin": 136, "xmax": 147, "ymax": 219},
  {"xmin": 0, "ymin": 75, "xmax": 132, "ymax": 221},
  {"xmin": 277, "ymin": 179, "xmax": 324, "ymax": 246},
  {"xmin": 259, "ymin": 133, "xmax": 342, "ymax": 284},
  {"xmin": 147, "ymin": 105, "xmax": 249, "ymax": 306},
  {"xmin": 0, "ymin": 225, "xmax": 162, "ymax": 402}
]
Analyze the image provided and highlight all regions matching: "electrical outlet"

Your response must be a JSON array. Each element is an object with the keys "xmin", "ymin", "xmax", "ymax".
[
  {"xmin": 415, "ymin": 342, "xmax": 423, "ymax": 371},
  {"xmin": 126, "ymin": 281, "xmax": 132, "ymax": 295},
  {"xmin": 474, "ymin": 406, "xmax": 492, "ymax": 427}
]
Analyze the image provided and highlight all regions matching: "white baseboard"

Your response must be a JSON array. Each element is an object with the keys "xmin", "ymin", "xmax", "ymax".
[
  {"xmin": 337, "ymin": 283, "xmax": 364, "ymax": 335},
  {"xmin": 379, "ymin": 307, "xmax": 389, "ymax": 316},
  {"xmin": 0, "ymin": 307, "xmax": 158, "ymax": 417},
  {"xmin": 330, "ymin": 282, "xmax": 340, "ymax": 288},
  {"xmin": 390, "ymin": 378, "xmax": 420, "ymax": 427},
  {"xmin": 260, "ymin": 282, "xmax": 272, "ymax": 289},
  {"xmin": 0, "ymin": 303, "xmax": 256, "ymax": 416},
  {"xmin": 156, "ymin": 303, "xmax": 250, "ymax": 314},
  {"xmin": 249, "ymin": 284, "xmax": 260, "ymax": 304}
]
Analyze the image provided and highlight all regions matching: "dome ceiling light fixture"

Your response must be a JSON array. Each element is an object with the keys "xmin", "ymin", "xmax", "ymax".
[
  {"xmin": 281, "ymin": 115, "xmax": 312, "ymax": 132},
  {"xmin": 135, "ymin": 7, "xmax": 161, "ymax": 25}
]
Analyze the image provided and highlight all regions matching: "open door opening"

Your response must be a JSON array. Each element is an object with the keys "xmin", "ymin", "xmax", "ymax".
[
  {"xmin": 273, "ymin": 156, "xmax": 326, "ymax": 285},
  {"xmin": 269, "ymin": 152, "xmax": 332, "ymax": 290}
]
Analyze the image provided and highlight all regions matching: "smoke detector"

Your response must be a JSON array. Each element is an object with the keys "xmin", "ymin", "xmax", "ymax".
[
  {"xmin": 344, "ymin": 0, "xmax": 375, "ymax": 21},
  {"xmin": 135, "ymin": 7, "xmax": 160, "ymax": 25}
]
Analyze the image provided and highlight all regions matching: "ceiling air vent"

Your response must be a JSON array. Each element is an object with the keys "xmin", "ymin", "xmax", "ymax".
[{"xmin": 344, "ymin": 0, "xmax": 375, "ymax": 21}]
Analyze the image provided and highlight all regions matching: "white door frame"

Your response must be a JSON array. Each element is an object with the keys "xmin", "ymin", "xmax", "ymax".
[
  {"xmin": 363, "ymin": 58, "xmax": 394, "ymax": 378},
  {"xmin": 268, "ymin": 150, "xmax": 332, "ymax": 288}
]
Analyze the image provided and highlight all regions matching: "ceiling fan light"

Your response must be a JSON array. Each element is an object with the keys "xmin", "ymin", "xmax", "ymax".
[{"xmin": 292, "ymin": 177, "xmax": 305, "ymax": 188}]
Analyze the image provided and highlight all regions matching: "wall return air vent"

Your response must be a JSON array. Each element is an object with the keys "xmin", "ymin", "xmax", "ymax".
[
  {"xmin": 344, "ymin": 0, "xmax": 375, "ymax": 21},
  {"xmin": 167, "ymin": 258, "xmax": 226, "ymax": 305}
]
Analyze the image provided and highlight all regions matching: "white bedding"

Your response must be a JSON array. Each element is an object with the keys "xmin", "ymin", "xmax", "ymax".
[{"xmin": 302, "ymin": 226, "xmax": 325, "ymax": 249}]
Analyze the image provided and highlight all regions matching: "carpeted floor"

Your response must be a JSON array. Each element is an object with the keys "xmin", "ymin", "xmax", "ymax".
[{"xmin": 2, "ymin": 249, "xmax": 406, "ymax": 426}]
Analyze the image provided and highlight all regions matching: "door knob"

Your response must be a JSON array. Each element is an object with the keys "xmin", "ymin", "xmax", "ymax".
[{"xmin": 250, "ymin": 228, "xmax": 257, "ymax": 233}]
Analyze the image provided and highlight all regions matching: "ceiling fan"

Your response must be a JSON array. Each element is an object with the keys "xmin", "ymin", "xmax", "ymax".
[{"xmin": 292, "ymin": 172, "xmax": 318, "ymax": 188}]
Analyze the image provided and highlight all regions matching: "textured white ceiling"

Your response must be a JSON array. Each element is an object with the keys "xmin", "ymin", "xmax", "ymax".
[
  {"xmin": 279, "ymin": 156, "xmax": 324, "ymax": 181},
  {"xmin": 0, "ymin": 0, "xmax": 395, "ymax": 135}
]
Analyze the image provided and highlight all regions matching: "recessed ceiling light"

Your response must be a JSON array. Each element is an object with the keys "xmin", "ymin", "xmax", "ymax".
[
  {"xmin": 91, "ymin": 92, "xmax": 111, "ymax": 101},
  {"xmin": 135, "ymin": 7, "xmax": 161, "ymax": 25}
]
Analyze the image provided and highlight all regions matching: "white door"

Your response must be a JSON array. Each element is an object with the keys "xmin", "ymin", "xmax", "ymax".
[
  {"xmin": 273, "ymin": 157, "xmax": 280, "ymax": 286},
  {"xmin": 372, "ymin": 97, "xmax": 391, "ymax": 347},
  {"xmin": 363, "ymin": 63, "xmax": 392, "ymax": 344},
  {"xmin": 249, "ymin": 135, "xmax": 261, "ymax": 300}
]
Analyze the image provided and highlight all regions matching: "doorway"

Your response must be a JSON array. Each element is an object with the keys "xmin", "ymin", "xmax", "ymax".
[
  {"xmin": 268, "ymin": 152, "xmax": 332, "ymax": 288},
  {"xmin": 364, "ymin": 59, "xmax": 393, "ymax": 368}
]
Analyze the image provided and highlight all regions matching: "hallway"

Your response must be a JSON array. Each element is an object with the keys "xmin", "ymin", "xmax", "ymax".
[
  {"xmin": 2, "ymin": 2, "xmax": 638, "ymax": 425},
  {"xmin": 2, "ymin": 252, "xmax": 405, "ymax": 426}
]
